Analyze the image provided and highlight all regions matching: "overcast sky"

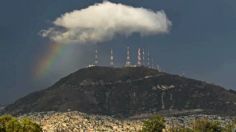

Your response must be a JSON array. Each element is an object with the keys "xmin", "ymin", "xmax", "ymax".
[{"xmin": 0, "ymin": 0, "xmax": 236, "ymax": 104}]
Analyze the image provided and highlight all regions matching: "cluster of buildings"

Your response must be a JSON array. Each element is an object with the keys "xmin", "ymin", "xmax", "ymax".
[{"xmin": 89, "ymin": 47, "xmax": 161, "ymax": 71}]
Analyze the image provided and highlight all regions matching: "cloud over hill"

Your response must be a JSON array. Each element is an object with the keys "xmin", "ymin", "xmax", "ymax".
[{"xmin": 41, "ymin": 1, "xmax": 172, "ymax": 44}]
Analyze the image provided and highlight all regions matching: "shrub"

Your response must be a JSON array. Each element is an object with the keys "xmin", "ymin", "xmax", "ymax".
[
  {"xmin": 21, "ymin": 118, "xmax": 42, "ymax": 132},
  {"xmin": 5, "ymin": 118, "xmax": 22, "ymax": 132},
  {"xmin": 192, "ymin": 118, "xmax": 223, "ymax": 132},
  {"xmin": 169, "ymin": 126, "xmax": 193, "ymax": 132},
  {"xmin": 0, "ymin": 115, "xmax": 42, "ymax": 132},
  {"xmin": 0, "ymin": 115, "xmax": 14, "ymax": 132},
  {"xmin": 141, "ymin": 115, "xmax": 165, "ymax": 132},
  {"xmin": 224, "ymin": 119, "xmax": 236, "ymax": 132}
]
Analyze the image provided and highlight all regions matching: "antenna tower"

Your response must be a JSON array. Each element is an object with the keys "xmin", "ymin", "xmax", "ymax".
[
  {"xmin": 137, "ymin": 48, "xmax": 142, "ymax": 66},
  {"xmin": 125, "ymin": 47, "xmax": 131, "ymax": 66},
  {"xmin": 110, "ymin": 49, "xmax": 114, "ymax": 66},
  {"xmin": 147, "ymin": 50, "xmax": 150, "ymax": 67},
  {"xmin": 94, "ymin": 49, "xmax": 98, "ymax": 65},
  {"xmin": 142, "ymin": 49, "xmax": 145, "ymax": 66}
]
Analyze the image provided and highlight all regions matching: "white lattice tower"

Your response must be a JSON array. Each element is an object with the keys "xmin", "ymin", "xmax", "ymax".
[
  {"xmin": 94, "ymin": 49, "xmax": 98, "ymax": 65},
  {"xmin": 137, "ymin": 48, "xmax": 142, "ymax": 66},
  {"xmin": 125, "ymin": 47, "xmax": 131, "ymax": 66},
  {"xmin": 110, "ymin": 49, "xmax": 114, "ymax": 66},
  {"xmin": 142, "ymin": 49, "xmax": 145, "ymax": 66},
  {"xmin": 147, "ymin": 50, "xmax": 150, "ymax": 67}
]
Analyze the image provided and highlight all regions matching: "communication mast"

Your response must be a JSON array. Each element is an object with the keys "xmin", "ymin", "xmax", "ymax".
[
  {"xmin": 147, "ymin": 50, "xmax": 150, "ymax": 67},
  {"xmin": 151, "ymin": 58, "xmax": 154, "ymax": 69},
  {"xmin": 94, "ymin": 49, "xmax": 98, "ymax": 65},
  {"xmin": 125, "ymin": 47, "xmax": 131, "ymax": 67},
  {"xmin": 142, "ymin": 49, "xmax": 145, "ymax": 66},
  {"xmin": 137, "ymin": 48, "xmax": 142, "ymax": 66},
  {"xmin": 110, "ymin": 49, "xmax": 114, "ymax": 66}
]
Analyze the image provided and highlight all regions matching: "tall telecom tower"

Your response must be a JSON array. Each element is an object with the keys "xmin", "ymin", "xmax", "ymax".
[
  {"xmin": 94, "ymin": 49, "xmax": 99, "ymax": 65},
  {"xmin": 147, "ymin": 50, "xmax": 150, "ymax": 67},
  {"xmin": 137, "ymin": 48, "xmax": 142, "ymax": 66},
  {"xmin": 110, "ymin": 49, "xmax": 114, "ymax": 66},
  {"xmin": 125, "ymin": 47, "xmax": 131, "ymax": 67},
  {"xmin": 142, "ymin": 49, "xmax": 145, "ymax": 66}
]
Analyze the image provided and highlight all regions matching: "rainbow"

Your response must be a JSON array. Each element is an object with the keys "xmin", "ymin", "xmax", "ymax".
[{"xmin": 34, "ymin": 43, "xmax": 66, "ymax": 79}]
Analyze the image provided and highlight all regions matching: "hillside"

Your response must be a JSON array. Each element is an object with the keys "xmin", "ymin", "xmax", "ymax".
[
  {"xmin": 21, "ymin": 111, "xmax": 143, "ymax": 132},
  {"xmin": 20, "ymin": 111, "xmax": 234, "ymax": 132},
  {"xmin": 3, "ymin": 66, "xmax": 236, "ymax": 116}
]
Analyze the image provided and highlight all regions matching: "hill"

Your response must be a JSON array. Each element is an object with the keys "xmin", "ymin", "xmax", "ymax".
[
  {"xmin": 3, "ymin": 66, "xmax": 236, "ymax": 116},
  {"xmin": 19, "ymin": 111, "xmax": 234, "ymax": 132}
]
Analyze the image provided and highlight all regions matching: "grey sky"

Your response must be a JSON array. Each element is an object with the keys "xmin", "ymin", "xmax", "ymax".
[{"xmin": 0, "ymin": 0, "xmax": 236, "ymax": 104}]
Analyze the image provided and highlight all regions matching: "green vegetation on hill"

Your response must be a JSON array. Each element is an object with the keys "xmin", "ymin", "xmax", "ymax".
[
  {"xmin": 192, "ymin": 118, "xmax": 223, "ymax": 132},
  {"xmin": 141, "ymin": 115, "xmax": 165, "ymax": 132},
  {"xmin": 0, "ymin": 115, "xmax": 42, "ymax": 132},
  {"xmin": 142, "ymin": 114, "xmax": 236, "ymax": 132}
]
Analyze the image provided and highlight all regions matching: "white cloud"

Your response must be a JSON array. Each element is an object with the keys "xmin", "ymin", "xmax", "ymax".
[{"xmin": 41, "ymin": 1, "xmax": 172, "ymax": 44}]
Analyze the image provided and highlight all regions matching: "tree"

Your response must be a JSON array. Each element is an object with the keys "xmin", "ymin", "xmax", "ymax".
[
  {"xmin": 141, "ymin": 115, "xmax": 165, "ymax": 132},
  {"xmin": 0, "ymin": 115, "xmax": 14, "ymax": 132},
  {"xmin": 5, "ymin": 118, "xmax": 22, "ymax": 132},
  {"xmin": 0, "ymin": 115, "xmax": 42, "ymax": 132},
  {"xmin": 21, "ymin": 118, "xmax": 42, "ymax": 132}
]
